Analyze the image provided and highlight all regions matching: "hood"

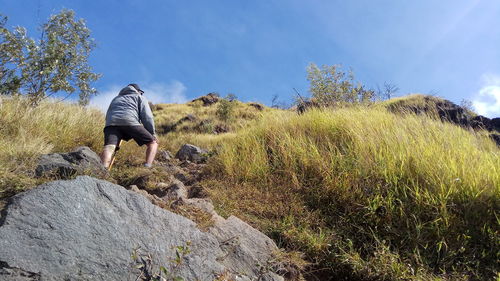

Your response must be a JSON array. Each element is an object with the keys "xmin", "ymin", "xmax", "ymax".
[{"xmin": 118, "ymin": 85, "xmax": 140, "ymax": 96}]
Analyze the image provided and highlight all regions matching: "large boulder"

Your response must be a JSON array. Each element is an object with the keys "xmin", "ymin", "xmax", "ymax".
[
  {"xmin": 175, "ymin": 144, "xmax": 209, "ymax": 163},
  {"xmin": 35, "ymin": 146, "xmax": 106, "ymax": 179},
  {"xmin": 0, "ymin": 176, "xmax": 283, "ymax": 281}
]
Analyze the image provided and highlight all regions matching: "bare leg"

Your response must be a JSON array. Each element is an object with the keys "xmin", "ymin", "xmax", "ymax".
[
  {"xmin": 145, "ymin": 141, "xmax": 158, "ymax": 166},
  {"xmin": 101, "ymin": 144, "xmax": 116, "ymax": 169}
]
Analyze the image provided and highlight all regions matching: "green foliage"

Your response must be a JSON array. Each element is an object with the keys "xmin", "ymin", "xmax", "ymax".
[
  {"xmin": 0, "ymin": 14, "xmax": 24, "ymax": 96},
  {"xmin": 306, "ymin": 63, "xmax": 374, "ymax": 106},
  {"xmin": 216, "ymin": 94, "xmax": 238, "ymax": 122},
  {"xmin": 0, "ymin": 9, "xmax": 100, "ymax": 105}
]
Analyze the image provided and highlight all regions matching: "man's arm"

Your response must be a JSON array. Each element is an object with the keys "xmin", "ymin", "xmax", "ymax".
[{"xmin": 138, "ymin": 96, "xmax": 156, "ymax": 136}]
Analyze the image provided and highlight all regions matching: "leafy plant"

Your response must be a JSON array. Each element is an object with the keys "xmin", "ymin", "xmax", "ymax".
[
  {"xmin": 0, "ymin": 9, "xmax": 101, "ymax": 105},
  {"xmin": 216, "ymin": 94, "xmax": 237, "ymax": 122},
  {"xmin": 131, "ymin": 241, "xmax": 192, "ymax": 281},
  {"xmin": 306, "ymin": 63, "xmax": 374, "ymax": 106}
]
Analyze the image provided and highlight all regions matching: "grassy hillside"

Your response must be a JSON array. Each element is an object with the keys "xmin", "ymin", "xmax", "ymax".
[
  {"xmin": 205, "ymin": 106, "xmax": 499, "ymax": 280},
  {"xmin": 1, "ymin": 93, "xmax": 498, "ymax": 280},
  {"xmin": 153, "ymin": 98, "xmax": 271, "ymax": 152}
]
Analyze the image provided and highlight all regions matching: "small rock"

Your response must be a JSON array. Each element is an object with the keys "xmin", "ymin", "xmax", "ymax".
[
  {"xmin": 248, "ymin": 102, "xmax": 264, "ymax": 111},
  {"xmin": 184, "ymin": 198, "xmax": 217, "ymax": 216},
  {"xmin": 175, "ymin": 144, "xmax": 209, "ymax": 163},
  {"xmin": 189, "ymin": 184, "xmax": 209, "ymax": 198},
  {"xmin": 214, "ymin": 124, "xmax": 229, "ymax": 134},
  {"xmin": 157, "ymin": 150, "xmax": 174, "ymax": 162},
  {"xmin": 176, "ymin": 173, "xmax": 189, "ymax": 183},
  {"xmin": 35, "ymin": 146, "xmax": 106, "ymax": 179},
  {"xmin": 164, "ymin": 180, "xmax": 188, "ymax": 201},
  {"xmin": 180, "ymin": 114, "xmax": 198, "ymax": 122}
]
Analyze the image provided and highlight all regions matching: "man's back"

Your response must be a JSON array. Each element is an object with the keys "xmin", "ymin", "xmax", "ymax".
[
  {"xmin": 100, "ymin": 83, "xmax": 158, "ymax": 169},
  {"xmin": 105, "ymin": 85, "xmax": 155, "ymax": 135}
]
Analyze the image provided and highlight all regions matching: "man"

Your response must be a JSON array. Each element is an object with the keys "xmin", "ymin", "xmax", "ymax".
[{"xmin": 100, "ymin": 83, "xmax": 158, "ymax": 168}]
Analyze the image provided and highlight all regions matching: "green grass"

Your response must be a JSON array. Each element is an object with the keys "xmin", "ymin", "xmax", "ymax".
[{"xmin": 207, "ymin": 106, "xmax": 499, "ymax": 280}]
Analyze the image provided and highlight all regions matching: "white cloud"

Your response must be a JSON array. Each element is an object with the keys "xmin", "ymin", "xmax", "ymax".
[
  {"xmin": 89, "ymin": 81, "xmax": 188, "ymax": 113},
  {"xmin": 142, "ymin": 81, "xmax": 187, "ymax": 105},
  {"xmin": 472, "ymin": 74, "xmax": 500, "ymax": 118}
]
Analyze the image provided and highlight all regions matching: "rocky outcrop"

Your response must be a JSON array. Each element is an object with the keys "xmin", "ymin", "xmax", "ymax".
[
  {"xmin": 175, "ymin": 144, "xmax": 209, "ymax": 163},
  {"xmin": 385, "ymin": 95, "xmax": 500, "ymax": 146},
  {"xmin": 248, "ymin": 102, "xmax": 264, "ymax": 111},
  {"xmin": 386, "ymin": 96, "xmax": 500, "ymax": 132},
  {"xmin": 0, "ymin": 176, "xmax": 283, "ymax": 281},
  {"xmin": 191, "ymin": 93, "xmax": 220, "ymax": 106},
  {"xmin": 35, "ymin": 146, "xmax": 106, "ymax": 179}
]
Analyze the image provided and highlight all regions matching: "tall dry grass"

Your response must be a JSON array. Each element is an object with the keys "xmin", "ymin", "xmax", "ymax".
[
  {"xmin": 208, "ymin": 107, "xmax": 499, "ymax": 280},
  {"xmin": 0, "ymin": 95, "xmax": 104, "ymax": 196}
]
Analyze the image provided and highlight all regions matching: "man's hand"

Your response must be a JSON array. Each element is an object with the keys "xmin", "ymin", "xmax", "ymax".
[{"xmin": 153, "ymin": 135, "xmax": 159, "ymax": 144}]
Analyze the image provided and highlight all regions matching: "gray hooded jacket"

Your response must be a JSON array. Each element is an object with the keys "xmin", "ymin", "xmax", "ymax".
[{"xmin": 105, "ymin": 86, "xmax": 155, "ymax": 135}]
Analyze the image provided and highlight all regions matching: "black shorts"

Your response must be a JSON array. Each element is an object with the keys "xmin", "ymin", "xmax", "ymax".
[{"xmin": 104, "ymin": 126, "xmax": 154, "ymax": 146}]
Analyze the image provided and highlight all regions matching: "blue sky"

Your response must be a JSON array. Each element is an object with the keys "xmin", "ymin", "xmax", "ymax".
[{"xmin": 1, "ymin": 0, "xmax": 500, "ymax": 116}]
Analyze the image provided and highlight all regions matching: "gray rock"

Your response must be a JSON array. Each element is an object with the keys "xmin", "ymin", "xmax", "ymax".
[
  {"xmin": 175, "ymin": 144, "xmax": 209, "ymax": 163},
  {"xmin": 157, "ymin": 150, "xmax": 174, "ymax": 162},
  {"xmin": 163, "ymin": 179, "xmax": 188, "ymax": 201},
  {"xmin": 0, "ymin": 176, "xmax": 283, "ymax": 281},
  {"xmin": 210, "ymin": 216, "xmax": 284, "ymax": 281},
  {"xmin": 35, "ymin": 146, "xmax": 106, "ymax": 179},
  {"xmin": 180, "ymin": 114, "xmax": 198, "ymax": 122},
  {"xmin": 183, "ymin": 198, "xmax": 218, "ymax": 216}
]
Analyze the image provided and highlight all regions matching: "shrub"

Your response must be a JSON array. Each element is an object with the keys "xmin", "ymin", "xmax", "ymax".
[
  {"xmin": 216, "ymin": 94, "xmax": 237, "ymax": 122},
  {"xmin": 306, "ymin": 63, "xmax": 374, "ymax": 107}
]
